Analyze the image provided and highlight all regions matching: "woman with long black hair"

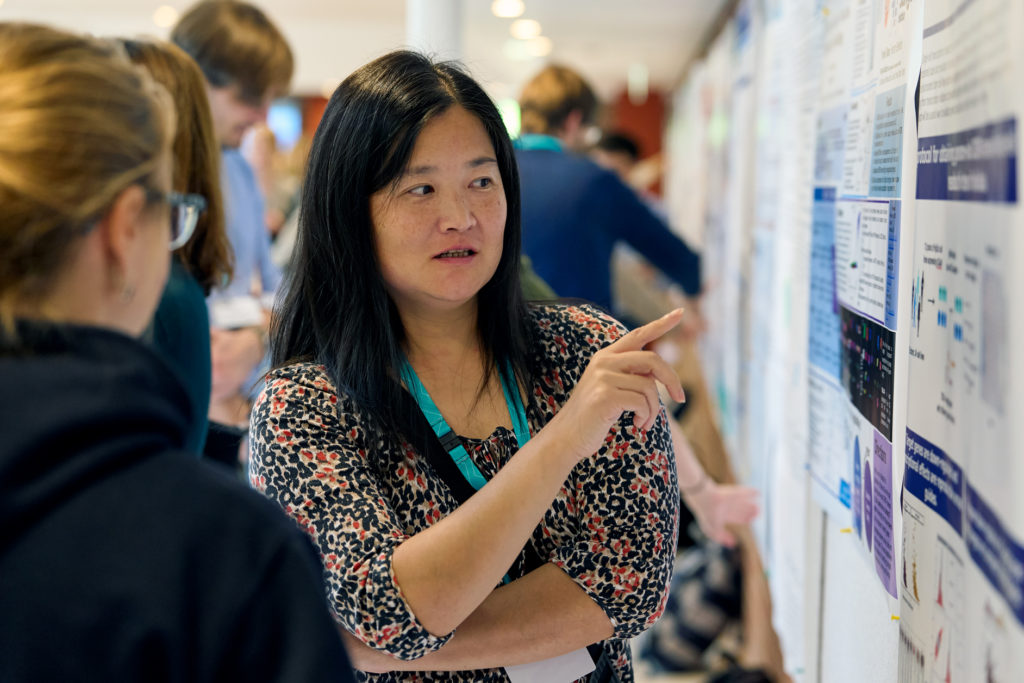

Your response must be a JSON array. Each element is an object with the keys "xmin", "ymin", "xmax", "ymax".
[{"xmin": 250, "ymin": 50, "xmax": 688, "ymax": 682}]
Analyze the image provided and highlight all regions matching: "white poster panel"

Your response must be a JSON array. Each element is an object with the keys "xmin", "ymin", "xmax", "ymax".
[{"xmin": 762, "ymin": 0, "xmax": 826, "ymax": 678}]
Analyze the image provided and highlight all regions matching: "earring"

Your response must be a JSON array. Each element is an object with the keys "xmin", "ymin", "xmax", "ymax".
[{"xmin": 111, "ymin": 266, "xmax": 136, "ymax": 302}]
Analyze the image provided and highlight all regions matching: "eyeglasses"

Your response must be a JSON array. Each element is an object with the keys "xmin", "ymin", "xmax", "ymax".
[{"xmin": 144, "ymin": 188, "xmax": 207, "ymax": 250}]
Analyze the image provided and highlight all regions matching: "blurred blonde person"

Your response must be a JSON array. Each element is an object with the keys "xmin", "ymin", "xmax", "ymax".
[{"xmin": 0, "ymin": 23, "xmax": 353, "ymax": 682}]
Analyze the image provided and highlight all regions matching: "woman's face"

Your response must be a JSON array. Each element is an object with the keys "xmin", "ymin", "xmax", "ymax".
[{"xmin": 370, "ymin": 105, "xmax": 506, "ymax": 319}]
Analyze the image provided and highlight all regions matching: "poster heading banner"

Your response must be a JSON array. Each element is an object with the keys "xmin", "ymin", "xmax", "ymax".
[
  {"xmin": 904, "ymin": 428, "xmax": 964, "ymax": 535},
  {"xmin": 967, "ymin": 483, "xmax": 1024, "ymax": 627},
  {"xmin": 917, "ymin": 118, "xmax": 1017, "ymax": 203}
]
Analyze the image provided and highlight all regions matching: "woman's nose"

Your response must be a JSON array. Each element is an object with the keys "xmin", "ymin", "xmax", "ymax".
[{"xmin": 439, "ymin": 190, "xmax": 474, "ymax": 232}]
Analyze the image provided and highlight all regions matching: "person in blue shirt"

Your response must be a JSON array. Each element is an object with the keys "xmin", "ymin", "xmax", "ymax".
[
  {"xmin": 172, "ymin": 1, "xmax": 290, "ymax": 309},
  {"xmin": 515, "ymin": 64, "xmax": 703, "ymax": 321},
  {"xmin": 216, "ymin": 148, "xmax": 282, "ymax": 304},
  {"xmin": 172, "ymin": 0, "xmax": 293, "ymax": 464}
]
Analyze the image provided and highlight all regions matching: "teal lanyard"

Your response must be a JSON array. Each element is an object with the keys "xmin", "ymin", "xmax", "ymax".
[
  {"xmin": 513, "ymin": 133, "xmax": 565, "ymax": 152},
  {"xmin": 399, "ymin": 357, "xmax": 530, "ymax": 492}
]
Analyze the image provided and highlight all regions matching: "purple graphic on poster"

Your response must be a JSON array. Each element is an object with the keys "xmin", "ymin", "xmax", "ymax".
[
  {"xmin": 873, "ymin": 431, "xmax": 897, "ymax": 597},
  {"xmin": 864, "ymin": 459, "xmax": 873, "ymax": 552},
  {"xmin": 853, "ymin": 436, "xmax": 863, "ymax": 538}
]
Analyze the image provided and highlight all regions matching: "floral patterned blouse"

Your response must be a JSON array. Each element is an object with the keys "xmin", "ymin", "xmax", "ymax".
[{"xmin": 249, "ymin": 304, "xmax": 679, "ymax": 682}]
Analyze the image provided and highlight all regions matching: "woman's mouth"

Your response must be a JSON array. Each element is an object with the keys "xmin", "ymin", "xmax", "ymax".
[{"xmin": 435, "ymin": 249, "xmax": 476, "ymax": 258}]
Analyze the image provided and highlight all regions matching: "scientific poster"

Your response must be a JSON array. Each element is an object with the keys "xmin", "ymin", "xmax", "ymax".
[
  {"xmin": 697, "ymin": 26, "xmax": 738, "ymax": 458},
  {"xmin": 806, "ymin": 0, "xmax": 857, "ymax": 518},
  {"xmin": 761, "ymin": 0, "xmax": 825, "ymax": 678},
  {"xmin": 723, "ymin": 0, "xmax": 761, "ymax": 482},
  {"xmin": 839, "ymin": 0, "xmax": 922, "ymax": 604},
  {"xmin": 899, "ymin": 0, "xmax": 1024, "ymax": 680},
  {"xmin": 667, "ymin": 0, "xmax": 1024, "ymax": 679},
  {"xmin": 664, "ymin": 71, "xmax": 708, "ymax": 250},
  {"xmin": 803, "ymin": 0, "xmax": 921, "ymax": 607},
  {"xmin": 746, "ymin": 0, "xmax": 787, "ymax": 560}
]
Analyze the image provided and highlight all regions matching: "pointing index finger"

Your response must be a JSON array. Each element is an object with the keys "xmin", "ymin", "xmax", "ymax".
[{"xmin": 618, "ymin": 308, "xmax": 685, "ymax": 351}]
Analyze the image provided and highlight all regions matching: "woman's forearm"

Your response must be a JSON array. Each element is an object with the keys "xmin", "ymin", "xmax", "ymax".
[
  {"xmin": 669, "ymin": 417, "xmax": 709, "ymax": 498},
  {"xmin": 390, "ymin": 311, "xmax": 686, "ymax": 640},
  {"xmin": 391, "ymin": 417, "xmax": 581, "ymax": 637},
  {"xmin": 350, "ymin": 564, "xmax": 614, "ymax": 673}
]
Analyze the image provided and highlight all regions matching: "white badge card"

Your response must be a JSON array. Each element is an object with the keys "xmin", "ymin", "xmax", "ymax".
[{"xmin": 504, "ymin": 647, "xmax": 596, "ymax": 683}]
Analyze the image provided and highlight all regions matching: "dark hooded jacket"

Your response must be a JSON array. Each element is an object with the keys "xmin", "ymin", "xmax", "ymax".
[{"xmin": 0, "ymin": 321, "xmax": 354, "ymax": 683}]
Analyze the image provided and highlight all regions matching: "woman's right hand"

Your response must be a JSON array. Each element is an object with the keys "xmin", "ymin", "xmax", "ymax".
[{"xmin": 549, "ymin": 308, "xmax": 687, "ymax": 464}]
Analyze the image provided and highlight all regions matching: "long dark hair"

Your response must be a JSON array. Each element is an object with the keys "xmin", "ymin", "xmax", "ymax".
[{"xmin": 272, "ymin": 50, "xmax": 532, "ymax": 433}]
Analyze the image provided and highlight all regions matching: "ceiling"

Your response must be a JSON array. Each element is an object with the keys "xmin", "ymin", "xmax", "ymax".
[{"xmin": 0, "ymin": 0, "xmax": 726, "ymax": 101}]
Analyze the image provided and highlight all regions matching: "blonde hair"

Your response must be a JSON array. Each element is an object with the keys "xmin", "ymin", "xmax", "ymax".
[
  {"xmin": 518, "ymin": 64, "xmax": 598, "ymax": 136},
  {"xmin": 0, "ymin": 23, "xmax": 172, "ymax": 331},
  {"xmin": 121, "ymin": 38, "xmax": 233, "ymax": 293}
]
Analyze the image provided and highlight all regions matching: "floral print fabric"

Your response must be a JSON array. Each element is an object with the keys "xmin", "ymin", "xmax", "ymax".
[{"xmin": 249, "ymin": 304, "xmax": 679, "ymax": 682}]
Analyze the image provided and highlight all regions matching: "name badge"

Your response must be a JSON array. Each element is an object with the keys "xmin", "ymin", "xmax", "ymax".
[{"xmin": 504, "ymin": 647, "xmax": 596, "ymax": 683}]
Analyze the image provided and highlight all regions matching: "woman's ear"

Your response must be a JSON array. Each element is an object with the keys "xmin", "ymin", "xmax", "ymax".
[{"xmin": 95, "ymin": 185, "xmax": 148, "ymax": 291}]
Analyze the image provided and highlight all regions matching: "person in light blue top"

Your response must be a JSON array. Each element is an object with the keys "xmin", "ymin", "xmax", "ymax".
[
  {"xmin": 216, "ymin": 147, "xmax": 282, "ymax": 304},
  {"xmin": 172, "ymin": 0, "xmax": 294, "ymax": 460}
]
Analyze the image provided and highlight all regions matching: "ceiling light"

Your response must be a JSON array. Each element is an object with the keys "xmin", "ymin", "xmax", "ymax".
[
  {"xmin": 152, "ymin": 5, "xmax": 179, "ymax": 28},
  {"xmin": 504, "ymin": 36, "xmax": 552, "ymax": 61},
  {"xmin": 491, "ymin": 0, "xmax": 525, "ymax": 18},
  {"xmin": 526, "ymin": 36, "xmax": 552, "ymax": 57},
  {"xmin": 510, "ymin": 18, "xmax": 541, "ymax": 40}
]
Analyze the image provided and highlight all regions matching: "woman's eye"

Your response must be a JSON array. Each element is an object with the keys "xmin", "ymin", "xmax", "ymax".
[
  {"xmin": 471, "ymin": 177, "xmax": 494, "ymax": 189},
  {"xmin": 408, "ymin": 184, "xmax": 434, "ymax": 196}
]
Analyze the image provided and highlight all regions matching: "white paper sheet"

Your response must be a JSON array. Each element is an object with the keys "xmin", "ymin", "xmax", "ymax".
[{"xmin": 504, "ymin": 648, "xmax": 595, "ymax": 683}]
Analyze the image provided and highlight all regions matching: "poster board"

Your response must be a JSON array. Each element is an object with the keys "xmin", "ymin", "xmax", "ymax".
[{"xmin": 663, "ymin": 0, "xmax": 1024, "ymax": 680}]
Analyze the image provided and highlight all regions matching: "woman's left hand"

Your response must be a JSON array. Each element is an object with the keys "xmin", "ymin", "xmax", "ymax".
[{"xmin": 685, "ymin": 483, "xmax": 760, "ymax": 548}]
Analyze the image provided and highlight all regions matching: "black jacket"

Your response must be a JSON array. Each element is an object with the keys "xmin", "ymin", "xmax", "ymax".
[{"xmin": 0, "ymin": 322, "xmax": 354, "ymax": 682}]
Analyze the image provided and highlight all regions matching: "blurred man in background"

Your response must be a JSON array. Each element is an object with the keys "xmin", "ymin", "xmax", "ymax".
[
  {"xmin": 515, "ymin": 64, "xmax": 703, "ymax": 330},
  {"xmin": 172, "ymin": 0, "xmax": 293, "ymax": 461}
]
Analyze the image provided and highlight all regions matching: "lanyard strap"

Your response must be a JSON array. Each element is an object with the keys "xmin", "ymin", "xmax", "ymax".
[
  {"xmin": 399, "ymin": 357, "xmax": 530, "ymax": 492},
  {"xmin": 498, "ymin": 362, "xmax": 531, "ymax": 446},
  {"xmin": 399, "ymin": 359, "xmax": 615, "ymax": 679}
]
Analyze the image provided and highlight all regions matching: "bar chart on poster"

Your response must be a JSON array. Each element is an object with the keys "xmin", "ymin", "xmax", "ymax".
[{"xmin": 664, "ymin": 0, "xmax": 1024, "ymax": 680}]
